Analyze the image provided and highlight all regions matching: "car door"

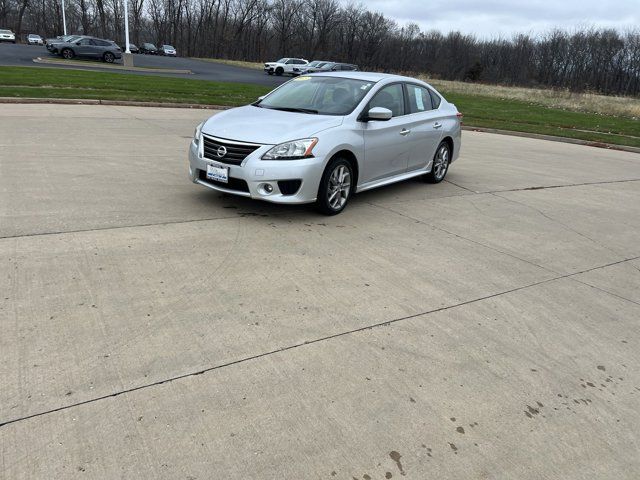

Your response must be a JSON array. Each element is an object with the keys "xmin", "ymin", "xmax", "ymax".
[
  {"xmin": 360, "ymin": 83, "xmax": 411, "ymax": 184},
  {"xmin": 74, "ymin": 38, "xmax": 96, "ymax": 57},
  {"xmin": 403, "ymin": 83, "xmax": 446, "ymax": 172}
]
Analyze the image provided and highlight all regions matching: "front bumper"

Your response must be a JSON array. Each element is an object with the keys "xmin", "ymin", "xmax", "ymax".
[{"xmin": 188, "ymin": 140, "xmax": 324, "ymax": 204}]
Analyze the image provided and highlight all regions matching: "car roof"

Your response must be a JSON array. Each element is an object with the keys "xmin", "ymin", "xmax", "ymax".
[{"xmin": 308, "ymin": 71, "xmax": 420, "ymax": 83}]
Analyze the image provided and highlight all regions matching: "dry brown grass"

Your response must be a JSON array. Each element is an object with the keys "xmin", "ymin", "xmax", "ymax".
[
  {"xmin": 417, "ymin": 76, "xmax": 640, "ymax": 119},
  {"xmin": 194, "ymin": 57, "xmax": 264, "ymax": 70}
]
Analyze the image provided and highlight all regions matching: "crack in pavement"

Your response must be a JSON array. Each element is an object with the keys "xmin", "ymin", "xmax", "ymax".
[
  {"xmin": 0, "ymin": 214, "xmax": 248, "ymax": 240},
  {"xmin": 489, "ymin": 191, "xmax": 625, "ymax": 258},
  {"xmin": 485, "ymin": 177, "xmax": 640, "ymax": 194},
  {"xmin": 368, "ymin": 201, "xmax": 559, "ymax": 276},
  {"xmin": 1, "ymin": 255, "xmax": 638, "ymax": 430}
]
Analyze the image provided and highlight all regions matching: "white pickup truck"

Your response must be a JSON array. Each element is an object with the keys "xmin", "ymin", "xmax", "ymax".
[{"xmin": 263, "ymin": 57, "xmax": 308, "ymax": 76}]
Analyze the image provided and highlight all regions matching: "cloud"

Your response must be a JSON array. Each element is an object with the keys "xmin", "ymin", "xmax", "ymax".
[{"xmin": 344, "ymin": 0, "xmax": 640, "ymax": 37}]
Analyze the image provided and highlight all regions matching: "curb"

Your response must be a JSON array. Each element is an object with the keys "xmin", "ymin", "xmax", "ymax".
[
  {"xmin": 0, "ymin": 97, "xmax": 637, "ymax": 153},
  {"xmin": 462, "ymin": 126, "xmax": 640, "ymax": 154},
  {"xmin": 33, "ymin": 57, "xmax": 193, "ymax": 75},
  {"xmin": 0, "ymin": 97, "xmax": 231, "ymax": 110}
]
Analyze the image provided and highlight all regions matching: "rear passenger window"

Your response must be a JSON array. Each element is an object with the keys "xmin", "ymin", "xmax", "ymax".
[
  {"xmin": 406, "ymin": 84, "xmax": 433, "ymax": 113},
  {"xmin": 429, "ymin": 89, "xmax": 442, "ymax": 109}
]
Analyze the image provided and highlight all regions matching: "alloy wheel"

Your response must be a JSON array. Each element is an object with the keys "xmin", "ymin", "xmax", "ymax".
[
  {"xmin": 433, "ymin": 145, "xmax": 449, "ymax": 180},
  {"xmin": 327, "ymin": 164, "xmax": 351, "ymax": 210}
]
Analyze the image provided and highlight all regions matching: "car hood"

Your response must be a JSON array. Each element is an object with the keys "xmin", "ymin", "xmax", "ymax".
[{"xmin": 201, "ymin": 105, "xmax": 343, "ymax": 145}]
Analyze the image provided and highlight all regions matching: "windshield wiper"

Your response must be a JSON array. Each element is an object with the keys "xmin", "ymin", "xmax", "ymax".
[{"xmin": 267, "ymin": 106, "xmax": 319, "ymax": 114}]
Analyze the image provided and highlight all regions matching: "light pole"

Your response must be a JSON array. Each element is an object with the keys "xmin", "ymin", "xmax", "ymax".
[
  {"xmin": 122, "ymin": 0, "xmax": 134, "ymax": 66},
  {"xmin": 123, "ymin": 0, "xmax": 130, "ymax": 54},
  {"xmin": 61, "ymin": 0, "xmax": 67, "ymax": 35}
]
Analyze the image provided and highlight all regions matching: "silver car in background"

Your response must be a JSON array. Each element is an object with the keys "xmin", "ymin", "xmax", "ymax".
[{"xmin": 188, "ymin": 72, "xmax": 462, "ymax": 214}]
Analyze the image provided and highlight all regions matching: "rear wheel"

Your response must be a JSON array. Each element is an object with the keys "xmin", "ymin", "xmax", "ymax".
[
  {"xmin": 425, "ymin": 141, "xmax": 450, "ymax": 183},
  {"xmin": 61, "ymin": 48, "xmax": 74, "ymax": 59},
  {"xmin": 275, "ymin": 67, "xmax": 284, "ymax": 76},
  {"xmin": 103, "ymin": 52, "xmax": 115, "ymax": 63},
  {"xmin": 316, "ymin": 158, "xmax": 353, "ymax": 215}
]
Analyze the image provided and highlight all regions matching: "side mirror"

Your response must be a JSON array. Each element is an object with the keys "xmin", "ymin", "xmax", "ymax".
[{"xmin": 366, "ymin": 107, "xmax": 392, "ymax": 121}]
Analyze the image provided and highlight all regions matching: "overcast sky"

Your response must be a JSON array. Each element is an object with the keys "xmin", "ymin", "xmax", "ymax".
[{"xmin": 348, "ymin": 0, "xmax": 640, "ymax": 38}]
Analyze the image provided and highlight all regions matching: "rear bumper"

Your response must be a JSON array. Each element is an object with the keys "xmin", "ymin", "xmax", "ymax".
[{"xmin": 188, "ymin": 140, "xmax": 324, "ymax": 205}]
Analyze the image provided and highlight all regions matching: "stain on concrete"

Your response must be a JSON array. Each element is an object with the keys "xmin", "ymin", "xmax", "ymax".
[
  {"xmin": 456, "ymin": 426, "xmax": 465, "ymax": 434},
  {"xmin": 389, "ymin": 451, "xmax": 406, "ymax": 476}
]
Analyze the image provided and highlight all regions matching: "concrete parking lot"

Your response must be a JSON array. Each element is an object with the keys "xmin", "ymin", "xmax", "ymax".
[{"xmin": 1, "ymin": 104, "xmax": 639, "ymax": 479}]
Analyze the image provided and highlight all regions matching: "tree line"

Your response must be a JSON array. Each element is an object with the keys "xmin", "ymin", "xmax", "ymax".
[{"xmin": 2, "ymin": 0, "xmax": 639, "ymax": 97}]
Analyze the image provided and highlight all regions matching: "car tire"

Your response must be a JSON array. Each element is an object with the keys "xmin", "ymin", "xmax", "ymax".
[
  {"xmin": 316, "ymin": 157, "xmax": 354, "ymax": 215},
  {"xmin": 425, "ymin": 141, "xmax": 451, "ymax": 184},
  {"xmin": 103, "ymin": 52, "xmax": 115, "ymax": 63},
  {"xmin": 275, "ymin": 67, "xmax": 283, "ymax": 76},
  {"xmin": 61, "ymin": 48, "xmax": 74, "ymax": 59}
]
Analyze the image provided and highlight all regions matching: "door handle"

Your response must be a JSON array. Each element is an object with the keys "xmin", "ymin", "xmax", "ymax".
[
  {"xmin": 400, "ymin": 128, "xmax": 411, "ymax": 136},
  {"xmin": 433, "ymin": 122, "xmax": 442, "ymax": 129}
]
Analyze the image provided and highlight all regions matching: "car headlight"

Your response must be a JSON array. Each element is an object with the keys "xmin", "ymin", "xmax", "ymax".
[
  {"xmin": 193, "ymin": 122, "xmax": 204, "ymax": 146},
  {"xmin": 262, "ymin": 138, "xmax": 318, "ymax": 160}
]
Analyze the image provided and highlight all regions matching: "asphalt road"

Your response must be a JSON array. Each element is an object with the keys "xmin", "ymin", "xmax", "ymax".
[
  {"xmin": 0, "ymin": 43, "xmax": 286, "ymax": 86},
  {"xmin": 1, "ymin": 104, "xmax": 640, "ymax": 479}
]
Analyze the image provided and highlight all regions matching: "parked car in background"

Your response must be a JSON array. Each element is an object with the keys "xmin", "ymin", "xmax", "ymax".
[
  {"xmin": 188, "ymin": 72, "xmax": 462, "ymax": 215},
  {"xmin": 0, "ymin": 29, "xmax": 16, "ymax": 43},
  {"xmin": 119, "ymin": 42, "xmax": 139, "ymax": 53},
  {"xmin": 160, "ymin": 44, "xmax": 176, "ymax": 56},
  {"xmin": 263, "ymin": 57, "xmax": 308, "ymax": 76},
  {"xmin": 292, "ymin": 60, "xmax": 331, "ymax": 75},
  {"xmin": 46, "ymin": 35, "xmax": 80, "ymax": 50},
  {"xmin": 26, "ymin": 34, "xmax": 44, "ymax": 45},
  {"xmin": 50, "ymin": 36, "xmax": 122, "ymax": 63},
  {"xmin": 297, "ymin": 62, "xmax": 359, "ymax": 75},
  {"xmin": 140, "ymin": 43, "xmax": 158, "ymax": 54}
]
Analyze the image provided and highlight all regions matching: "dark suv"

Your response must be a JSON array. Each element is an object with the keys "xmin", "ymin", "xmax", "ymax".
[
  {"xmin": 50, "ymin": 36, "xmax": 122, "ymax": 63},
  {"xmin": 140, "ymin": 43, "xmax": 158, "ymax": 54}
]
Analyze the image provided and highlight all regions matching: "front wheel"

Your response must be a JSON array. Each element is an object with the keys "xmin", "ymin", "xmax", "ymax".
[
  {"xmin": 103, "ymin": 52, "xmax": 115, "ymax": 63},
  {"xmin": 61, "ymin": 48, "xmax": 74, "ymax": 59},
  {"xmin": 275, "ymin": 67, "xmax": 283, "ymax": 76},
  {"xmin": 425, "ymin": 141, "xmax": 451, "ymax": 183},
  {"xmin": 316, "ymin": 158, "xmax": 353, "ymax": 215}
]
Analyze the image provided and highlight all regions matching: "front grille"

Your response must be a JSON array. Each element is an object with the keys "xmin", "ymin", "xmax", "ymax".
[
  {"xmin": 278, "ymin": 180, "xmax": 302, "ymax": 196},
  {"xmin": 198, "ymin": 169, "xmax": 249, "ymax": 193},
  {"xmin": 202, "ymin": 135, "xmax": 262, "ymax": 166}
]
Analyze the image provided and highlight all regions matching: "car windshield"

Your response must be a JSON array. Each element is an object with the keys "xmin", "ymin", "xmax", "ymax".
[
  {"xmin": 275, "ymin": 58, "xmax": 288, "ymax": 63},
  {"xmin": 163, "ymin": 45, "xmax": 175, "ymax": 49},
  {"xmin": 307, "ymin": 61, "xmax": 323, "ymax": 67},
  {"xmin": 0, "ymin": 30, "xmax": 11, "ymax": 34},
  {"xmin": 256, "ymin": 76, "xmax": 375, "ymax": 116}
]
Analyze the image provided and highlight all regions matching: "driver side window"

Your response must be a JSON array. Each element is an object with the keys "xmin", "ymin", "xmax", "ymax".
[{"xmin": 368, "ymin": 84, "xmax": 405, "ymax": 117}]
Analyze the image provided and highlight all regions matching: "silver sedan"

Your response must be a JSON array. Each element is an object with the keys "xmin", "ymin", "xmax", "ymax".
[{"xmin": 188, "ymin": 72, "xmax": 462, "ymax": 214}]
